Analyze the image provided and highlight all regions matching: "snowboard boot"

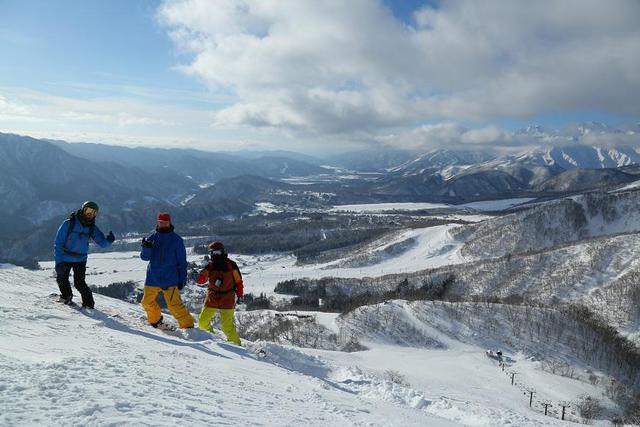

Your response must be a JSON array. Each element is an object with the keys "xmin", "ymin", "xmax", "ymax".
[
  {"xmin": 150, "ymin": 315, "xmax": 164, "ymax": 328},
  {"xmin": 151, "ymin": 316, "xmax": 173, "ymax": 331},
  {"xmin": 57, "ymin": 295, "xmax": 73, "ymax": 305}
]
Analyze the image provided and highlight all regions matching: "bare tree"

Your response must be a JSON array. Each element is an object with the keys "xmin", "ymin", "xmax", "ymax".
[{"xmin": 575, "ymin": 394, "xmax": 604, "ymax": 424}]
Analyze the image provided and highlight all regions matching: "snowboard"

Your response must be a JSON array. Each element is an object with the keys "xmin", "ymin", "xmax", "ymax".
[{"xmin": 150, "ymin": 322, "xmax": 178, "ymax": 333}]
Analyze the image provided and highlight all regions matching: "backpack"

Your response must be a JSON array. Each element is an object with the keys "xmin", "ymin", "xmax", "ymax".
[{"xmin": 206, "ymin": 259, "xmax": 237, "ymax": 295}]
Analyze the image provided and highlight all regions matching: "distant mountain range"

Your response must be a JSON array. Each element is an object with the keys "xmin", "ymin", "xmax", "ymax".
[
  {"xmin": 47, "ymin": 139, "xmax": 330, "ymax": 185},
  {"xmin": 375, "ymin": 144, "xmax": 640, "ymax": 200},
  {"xmin": 0, "ymin": 133, "xmax": 197, "ymax": 225},
  {"xmin": 3, "ymin": 128, "xmax": 640, "ymax": 264},
  {"xmin": 4, "ymin": 129, "xmax": 640, "ymax": 217},
  {"xmin": 0, "ymin": 133, "xmax": 335, "ymax": 264},
  {"xmin": 325, "ymin": 148, "xmax": 420, "ymax": 172}
]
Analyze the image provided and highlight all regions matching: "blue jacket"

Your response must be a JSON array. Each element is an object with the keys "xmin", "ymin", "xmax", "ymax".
[
  {"xmin": 140, "ymin": 226, "xmax": 187, "ymax": 288},
  {"xmin": 54, "ymin": 212, "xmax": 112, "ymax": 264}
]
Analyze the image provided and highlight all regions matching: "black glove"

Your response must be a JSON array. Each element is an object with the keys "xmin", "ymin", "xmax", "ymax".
[
  {"xmin": 106, "ymin": 231, "xmax": 115, "ymax": 243},
  {"xmin": 141, "ymin": 237, "xmax": 153, "ymax": 248},
  {"xmin": 236, "ymin": 297, "xmax": 244, "ymax": 305},
  {"xmin": 177, "ymin": 282, "xmax": 185, "ymax": 290}
]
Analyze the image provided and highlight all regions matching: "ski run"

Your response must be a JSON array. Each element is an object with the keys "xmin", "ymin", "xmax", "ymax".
[{"xmin": 1, "ymin": 262, "xmax": 611, "ymax": 426}]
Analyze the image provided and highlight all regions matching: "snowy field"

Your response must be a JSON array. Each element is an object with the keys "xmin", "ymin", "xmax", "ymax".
[
  {"xmin": 0, "ymin": 266, "xmax": 608, "ymax": 426},
  {"xmin": 331, "ymin": 198, "xmax": 534, "ymax": 213}
]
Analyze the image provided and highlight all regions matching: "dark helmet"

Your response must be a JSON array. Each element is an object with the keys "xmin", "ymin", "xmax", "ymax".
[
  {"xmin": 208, "ymin": 241, "xmax": 226, "ymax": 256},
  {"xmin": 81, "ymin": 200, "xmax": 99, "ymax": 212}
]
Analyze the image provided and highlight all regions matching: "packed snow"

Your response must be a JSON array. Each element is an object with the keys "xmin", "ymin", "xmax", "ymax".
[{"xmin": 0, "ymin": 266, "xmax": 607, "ymax": 426}]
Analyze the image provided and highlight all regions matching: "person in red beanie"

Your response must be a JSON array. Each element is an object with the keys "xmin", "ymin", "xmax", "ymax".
[{"xmin": 139, "ymin": 212, "xmax": 194, "ymax": 329}]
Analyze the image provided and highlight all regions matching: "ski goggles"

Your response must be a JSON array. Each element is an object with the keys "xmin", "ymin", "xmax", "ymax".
[{"xmin": 209, "ymin": 250, "xmax": 225, "ymax": 256}]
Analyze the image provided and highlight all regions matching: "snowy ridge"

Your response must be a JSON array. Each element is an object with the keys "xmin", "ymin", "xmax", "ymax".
[
  {"xmin": 455, "ymin": 189, "xmax": 640, "ymax": 260},
  {"xmin": 307, "ymin": 230, "xmax": 640, "ymax": 338},
  {"xmin": 386, "ymin": 142, "xmax": 640, "ymax": 195},
  {"xmin": 387, "ymin": 149, "xmax": 495, "ymax": 176}
]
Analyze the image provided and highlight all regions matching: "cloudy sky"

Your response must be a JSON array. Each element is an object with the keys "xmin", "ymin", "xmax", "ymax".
[{"xmin": 1, "ymin": 0, "xmax": 639, "ymax": 154}]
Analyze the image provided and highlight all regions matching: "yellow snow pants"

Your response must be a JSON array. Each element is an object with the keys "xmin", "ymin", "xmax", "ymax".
[
  {"xmin": 198, "ymin": 307, "xmax": 241, "ymax": 345},
  {"xmin": 141, "ymin": 286, "xmax": 194, "ymax": 329}
]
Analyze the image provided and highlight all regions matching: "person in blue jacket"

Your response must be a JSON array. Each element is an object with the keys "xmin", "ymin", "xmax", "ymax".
[
  {"xmin": 53, "ymin": 201, "xmax": 115, "ymax": 308},
  {"xmin": 140, "ymin": 212, "xmax": 194, "ymax": 329}
]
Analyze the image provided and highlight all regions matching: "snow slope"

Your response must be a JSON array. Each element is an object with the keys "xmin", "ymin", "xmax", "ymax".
[
  {"xmin": 0, "ymin": 266, "xmax": 456, "ymax": 427},
  {"xmin": 0, "ymin": 266, "xmax": 602, "ymax": 426}
]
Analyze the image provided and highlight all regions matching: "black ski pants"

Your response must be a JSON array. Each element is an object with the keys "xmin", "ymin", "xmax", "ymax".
[{"xmin": 55, "ymin": 261, "xmax": 94, "ymax": 308}]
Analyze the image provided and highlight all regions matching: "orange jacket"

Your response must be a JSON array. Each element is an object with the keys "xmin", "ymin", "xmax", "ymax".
[{"xmin": 197, "ymin": 259, "xmax": 244, "ymax": 309}]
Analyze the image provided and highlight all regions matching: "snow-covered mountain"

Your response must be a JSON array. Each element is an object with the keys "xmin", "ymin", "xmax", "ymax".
[
  {"xmin": 187, "ymin": 175, "xmax": 294, "ymax": 206},
  {"xmin": 511, "ymin": 145, "xmax": 640, "ymax": 170},
  {"xmin": 1, "ymin": 265, "xmax": 623, "ymax": 426},
  {"xmin": 5, "ymin": 121, "xmax": 640, "ymax": 426},
  {"xmin": 453, "ymin": 188, "xmax": 640, "ymax": 260},
  {"xmin": 388, "ymin": 149, "xmax": 496, "ymax": 175},
  {"xmin": 515, "ymin": 121, "xmax": 640, "ymax": 142},
  {"xmin": 382, "ymin": 144, "xmax": 640, "ymax": 200},
  {"xmin": 535, "ymin": 168, "xmax": 637, "ymax": 192},
  {"xmin": 326, "ymin": 148, "xmax": 420, "ymax": 172},
  {"xmin": 374, "ymin": 169, "xmax": 528, "ymax": 200}
]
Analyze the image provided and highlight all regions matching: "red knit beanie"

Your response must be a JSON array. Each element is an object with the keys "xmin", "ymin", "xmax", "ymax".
[{"xmin": 157, "ymin": 212, "xmax": 171, "ymax": 222}]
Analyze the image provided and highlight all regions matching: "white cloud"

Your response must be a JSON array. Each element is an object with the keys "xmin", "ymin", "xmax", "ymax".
[
  {"xmin": 375, "ymin": 123, "xmax": 511, "ymax": 150},
  {"xmin": 158, "ymin": 0, "xmax": 640, "ymax": 141},
  {"xmin": 376, "ymin": 122, "xmax": 640, "ymax": 151},
  {"xmin": 0, "ymin": 87, "xmax": 356, "ymax": 154},
  {"xmin": 0, "ymin": 88, "xmax": 183, "ymax": 128},
  {"xmin": 460, "ymin": 126, "xmax": 511, "ymax": 145},
  {"xmin": 0, "ymin": 95, "xmax": 32, "ymax": 116}
]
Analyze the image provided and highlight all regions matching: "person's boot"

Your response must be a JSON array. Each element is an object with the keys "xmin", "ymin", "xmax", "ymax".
[
  {"xmin": 57, "ymin": 295, "xmax": 73, "ymax": 305},
  {"xmin": 150, "ymin": 315, "xmax": 164, "ymax": 328},
  {"xmin": 150, "ymin": 316, "xmax": 173, "ymax": 330}
]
